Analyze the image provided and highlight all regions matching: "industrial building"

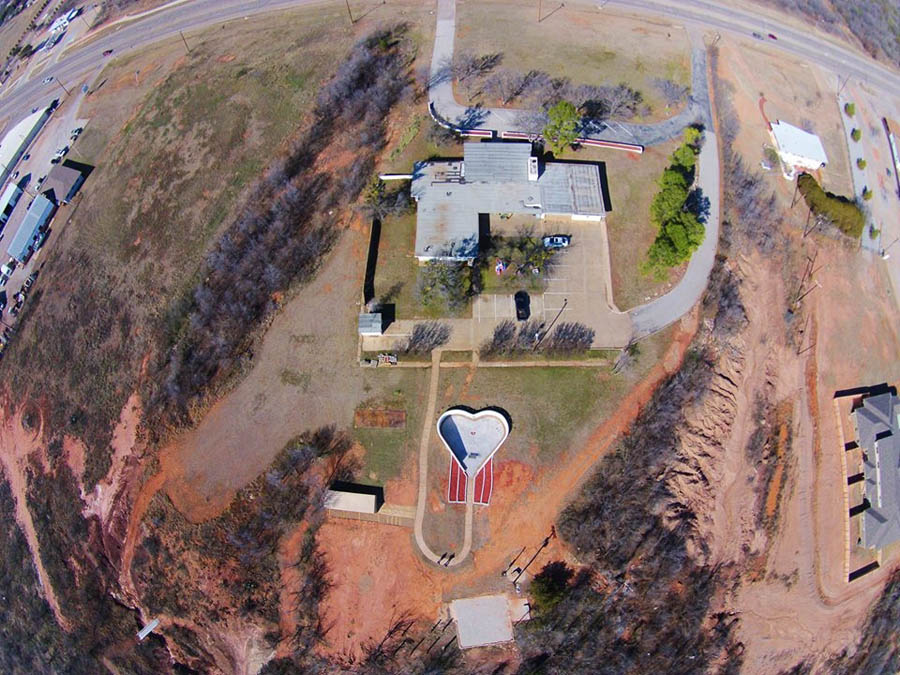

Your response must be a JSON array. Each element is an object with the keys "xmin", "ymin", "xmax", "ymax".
[
  {"xmin": 0, "ymin": 108, "xmax": 51, "ymax": 186},
  {"xmin": 6, "ymin": 194, "xmax": 55, "ymax": 263},
  {"xmin": 411, "ymin": 142, "xmax": 606, "ymax": 263},
  {"xmin": 853, "ymin": 389, "xmax": 900, "ymax": 549},
  {"xmin": 770, "ymin": 120, "xmax": 828, "ymax": 176},
  {"xmin": 0, "ymin": 181, "xmax": 23, "ymax": 228}
]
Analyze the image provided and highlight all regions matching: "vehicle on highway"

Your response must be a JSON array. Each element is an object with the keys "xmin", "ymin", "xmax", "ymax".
[
  {"xmin": 514, "ymin": 290, "xmax": 531, "ymax": 321},
  {"xmin": 542, "ymin": 234, "xmax": 571, "ymax": 249},
  {"xmin": 768, "ymin": 33, "xmax": 778, "ymax": 40},
  {"xmin": 102, "ymin": 49, "xmax": 114, "ymax": 57},
  {"xmin": 752, "ymin": 32, "xmax": 764, "ymax": 40},
  {"xmin": 42, "ymin": 76, "xmax": 54, "ymax": 84}
]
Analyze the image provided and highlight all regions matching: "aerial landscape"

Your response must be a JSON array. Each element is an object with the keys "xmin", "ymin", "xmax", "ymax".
[{"xmin": 0, "ymin": 0, "xmax": 898, "ymax": 672}]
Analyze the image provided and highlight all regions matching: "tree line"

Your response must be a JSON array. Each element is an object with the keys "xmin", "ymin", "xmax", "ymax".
[{"xmin": 148, "ymin": 26, "xmax": 415, "ymax": 429}]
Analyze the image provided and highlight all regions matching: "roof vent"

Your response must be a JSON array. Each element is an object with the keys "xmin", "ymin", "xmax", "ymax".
[{"xmin": 528, "ymin": 157, "xmax": 539, "ymax": 181}]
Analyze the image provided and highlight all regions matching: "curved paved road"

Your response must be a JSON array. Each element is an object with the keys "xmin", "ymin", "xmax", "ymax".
[{"xmin": 1, "ymin": 0, "xmax": 895, "ymax": 132}]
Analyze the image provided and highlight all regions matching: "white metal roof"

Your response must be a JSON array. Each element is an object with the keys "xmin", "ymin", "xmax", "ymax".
[
  {"xmin": 771, "ymin": 121, "xmax": 828, "ymax": 166},
  {"xmin": 0, "ymin": 109, "xmax": 48, "ymax": 174},
  {"xmin": 0, "ymin": 182, "xmax": 22, "ymax": 213},
  {"xmin": 324, "ymin": 489, "xmax": 378, "ymax": 514}
]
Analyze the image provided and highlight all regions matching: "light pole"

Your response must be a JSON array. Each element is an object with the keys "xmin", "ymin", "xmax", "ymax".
[
  {"xmin": 880, "ymin": 236, "xmax": 899, "ymax": 259},
  {"xmin": 534, "ymin": 297, "xmax": 567, "ymax": 350},
  {"xmin": 52, "ymin": 76, "xmax": 70, "ymax": 96}
]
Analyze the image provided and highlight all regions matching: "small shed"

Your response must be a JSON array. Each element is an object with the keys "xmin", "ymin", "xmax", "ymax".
[
  {"xmin": 358, "ymin": 312, "xmax": 383, "ymax": 336},
  {"xmin": 324, "ymin": 481, "xmax": 384, "ymax": 514},
  {"xmin": 770, "ymin": 121, "xmax": 828, "ymax": 171}
]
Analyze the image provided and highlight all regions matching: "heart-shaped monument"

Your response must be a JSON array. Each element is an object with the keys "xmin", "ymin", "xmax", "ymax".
[{"xmin": 437, "ymin": 408, "xmax": 510, "ymax": 477}]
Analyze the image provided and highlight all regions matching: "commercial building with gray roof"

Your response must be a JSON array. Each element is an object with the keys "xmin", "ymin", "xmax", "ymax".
[
  {"xmin": 411, "ymin": 142, "xmax": 605, "ymax": 262},
  {"xmin": 854, "ymin": 390, "xmax": 900, "ymax": 549}
]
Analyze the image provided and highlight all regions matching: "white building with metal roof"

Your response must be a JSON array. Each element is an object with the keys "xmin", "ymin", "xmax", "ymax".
[
  {"xmin": 0, "ymin": 108, "xmax": 51, "ymax": 186},
  {"xmin": 7, "ymin": 194, "xmax": 55, "ymax": 263},
  {"xmin": 770, "ymin": 120, "xmax": 828, "ymax": 174},
  {"xmin": 411, "ymin": 142, "xmax": 606, "ymax": 263}
]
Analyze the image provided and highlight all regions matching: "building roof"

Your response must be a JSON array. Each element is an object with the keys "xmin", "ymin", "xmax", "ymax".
[
  {"xmin": 855, "ymin": 391, "xmax": 900, "ymax": 549},
  {"xmin": 464, "ymin": 142, "xmax": 532, "ymax": 182},
  {"xmin": 0, "ymin": 109, "xmax": 48, "ymax": 178},
  {"xmin": 771, "ymin": 120, "xmax": 828, "ymax": 166},
  {"xmin": 450, "ymin": 595, "xmax": 514, "ymax": 649},
  {"xmin": 42, "ymin": 163, "xmax": 83, "ymax": 204},
  {"xmin": 412, "ymin": 143, "xmax": 605, "ymax": 260},
  {"xmin": 357, "ymin": 312, "xmax": 382, "ymax": 335},
  {"xmin": 0, "ymin": 182, "xmax": 22, "ymax": 214},
  {"xmin": 7, "ymin": 194, "xmax": 54, "ymax": 262}
]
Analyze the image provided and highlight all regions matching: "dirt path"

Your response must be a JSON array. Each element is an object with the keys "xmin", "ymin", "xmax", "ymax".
[{"xmin": 0, "ymin": 410, "xmax": 70, "ymax": 630}]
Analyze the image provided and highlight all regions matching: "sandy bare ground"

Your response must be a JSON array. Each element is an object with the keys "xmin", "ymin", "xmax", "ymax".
[
  {"xmin": 158, "ymin": 225, "xmax": 369, "ymax": 522},
  {"xmin": 0, "ymin": 408, "xmax": 71, "ymax": 630}
]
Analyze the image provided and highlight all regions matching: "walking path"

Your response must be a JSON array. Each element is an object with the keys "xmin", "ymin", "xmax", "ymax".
[{"xmin": 413, "ymin": 349, "xmax": 473, "ymax": 567}]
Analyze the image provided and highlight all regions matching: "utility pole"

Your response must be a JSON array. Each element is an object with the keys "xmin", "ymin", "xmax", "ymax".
[
  {"xmin": 537, "ymin": 0, "xmax": 542, "ymax": 22},
  {"xmin": 179, "ymin": 30, "xmax": 191, "ymax": 54},
  {"xmin": 344, "ymin": 0, "xmax": 354, "ymax": 25},
  {"xmin": 53, "ymin": 77, "xmax": 70, "ymax": 96},
  {"xmin": 534, "ymin": 297, "xmax": 567, "ymax": 350}
]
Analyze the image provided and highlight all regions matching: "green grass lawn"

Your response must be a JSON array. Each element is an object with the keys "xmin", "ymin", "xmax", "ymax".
[
  {"xmin": 556, "ymin": 140, "xmax": 686, "ymax": 310},
  {"xmin": 354, "ymin": 368, "xmax": 430, "ymax": 485},
  {"xmin": 455, "ymin": 0, "xmax": 691, "ymax": 121},
  {"xmin": 438, "ymin": 365, "xmax": 628, "ymax": 465}
]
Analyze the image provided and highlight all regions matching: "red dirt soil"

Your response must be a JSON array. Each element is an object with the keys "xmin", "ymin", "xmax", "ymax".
[{"xmin": 315, "ymin": 309, "xmax": 699, "ymax": 658}]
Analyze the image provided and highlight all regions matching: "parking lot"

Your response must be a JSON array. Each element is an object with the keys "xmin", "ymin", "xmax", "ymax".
[
  {"xmin": 472, "ymin": 218, "xmax": 633, "ymax": 348},
  {"xmin": 0, "ymin": 88, "xmax": 90, "ymax": 345}
]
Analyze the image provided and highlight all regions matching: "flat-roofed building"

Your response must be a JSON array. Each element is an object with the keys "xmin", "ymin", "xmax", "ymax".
[
  {"xmin": 411, "ymin": 142, "xmax": 606, "ymax": 263},
  {"xmin": 324, "ymin": 481, "xmax": 384, "ymax": 514},
  {"xmin": 0, "ymin": 181, "xmax": 23, "ymax": 227},
  {"xmin": 7, "ymin": 194, "xmax": 55, "ymax": 263},
  {"xmin": 0, "ymin": 108, "xmax": 51, "ymax": 186}
]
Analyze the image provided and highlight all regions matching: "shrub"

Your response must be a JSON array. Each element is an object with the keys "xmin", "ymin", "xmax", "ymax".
[
  {"xmin": 844, "ymin": 102, "xmax": 856, "ymax": 116},
  {"xmin": 857, "ymin": 157, "xmax": 867, "ymax": 169},
  {"xmin": 797, "ymin": 173, "xmax": 864, "ymax": 238},
  {"xmin": 645, "ymin": 133, "xmax": 705, "ymax": 271},
  {"xmin": 862, "ymin": 186, "xmax": 873, "ymax": 200},
  {"xmin": 851, "ymin": 128, "xmax": 862, "ymax": 142},
  {"xmin": 529, "ymin": 561, "xmax": 574, "ymax": 614},
  {"xmin": 542, "ymin": 100, "xmax": 579, "ymax": 154}
]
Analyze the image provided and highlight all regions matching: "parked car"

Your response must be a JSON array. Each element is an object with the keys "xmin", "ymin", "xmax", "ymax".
[
  {"xmin": 33, "ymin": 230, "xmax": 47, "ymax": 250},
  {"xmin": 36, "ymin": 175, "xmax": 46, "ymax": 189},
  {"xmin": 752, "ymin": 32, "xmax": 764, "ymax": 40},
  {"xmin": 23, "ymin": 274, "xmax": 34, "ymax": 290},
  {"xmin": 42, "ymin": 76, "xmax": 54, "ymax": 84},
  {"xmin": 70, "ymin": 127, "xmax": 83, "ymax": 141},
  {"xmin": 542, "ymin": 234, "xmax": 571, "ymax": 249},
  {"xmin": 102, "ymin": 49, "xmax": 114, "ymax": 57},
  {"xmin": 514, "ymin": 290, "xmax": 531, "ymax": 321},
  {"xmin": 22, "ymin": 153, "xmax": 29, "ymax": 161},
  {"xmin": 1, "ymin": 261, "xmax": 16, "ymax": 278},
  {"xmin": 0, "ymin": 291, "xmax": 7, "ymax": 310},
  {"xmin": 768, "ymin": 33, "xmax": 778, "ymax": 40}
]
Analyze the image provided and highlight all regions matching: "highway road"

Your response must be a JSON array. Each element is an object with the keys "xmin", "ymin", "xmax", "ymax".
[{"xmin": 0, "ymin": 0, "xmax": 897, "ymax": 131}]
